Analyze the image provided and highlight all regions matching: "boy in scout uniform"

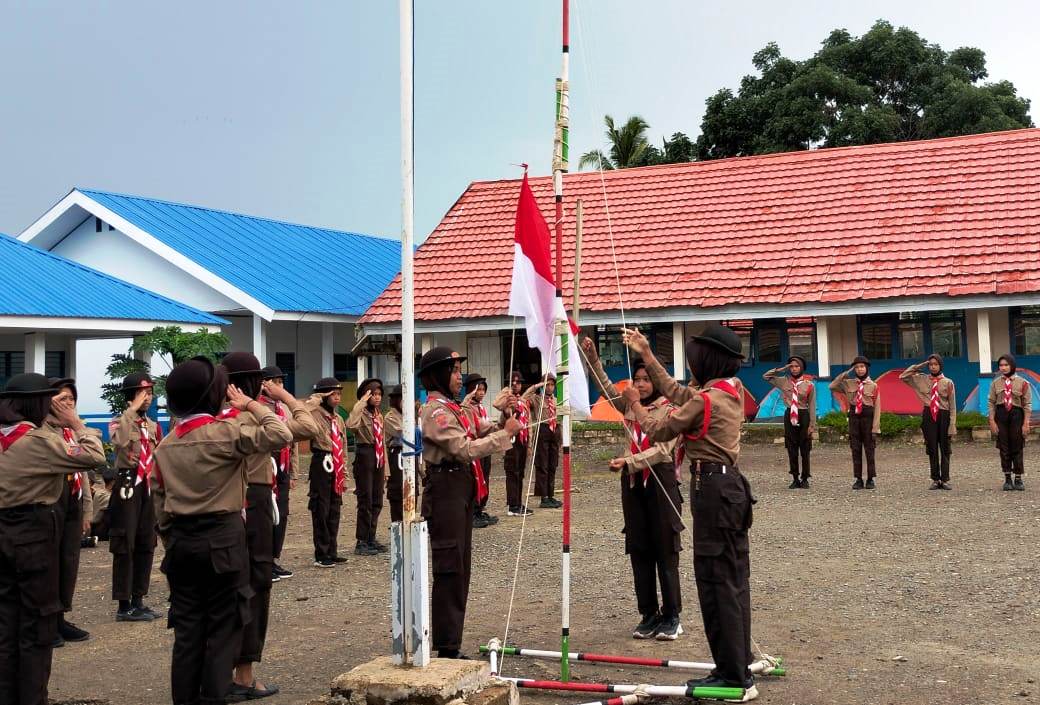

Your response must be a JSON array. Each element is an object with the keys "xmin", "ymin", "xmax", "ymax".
[
  {"xmin": 108, "ymin": 372, "xmax": 161, "ymax": 622},
  {"xmin": 304, "ymin": 378, "xmax": 350, "ymax": 567},
  {"xmin": 533, "ymin": 375, "xmax": 563, "ymax": 509},
  {"xmin": 259, "ymin": 365, "xmax": 305, "ymax": 580},
  {"xmin": 419, "ymin": 347, "xmax": 520, "ymax": 658},
  {"xmin": 384, "ymin": 385, "xmax": 406, "ymax": 522},
  {"xmin": 621, "ymin": 325, "xmax": 758, "ymax": 701},
  {"xmin": 152, "ymin": 356, "xmax": 294, "ymax": 705},
  {"xmin": 989, "ymin": 353, "xmax": 1031, "ymax": 490},
  {"xmin": 900, "ymin": 354, "xmax": 956, "ymax": 489},
  {"xmin": 829, "ymin": 357, "xmax": 881, "ymax": 489},
  {"xmin": 347, "ymin": 378, "xmax": 389, "ymax": 556},
  {"xmin": 763, "ymin": 356, "xmax": 816, "ymax": 488},
  {"xmin": 462, "ymin": 373, "xmax": 498, "ymax": 528},
  {"xmin": 0, "ymin": 372, "xmax": 106, "ymax": 705}
]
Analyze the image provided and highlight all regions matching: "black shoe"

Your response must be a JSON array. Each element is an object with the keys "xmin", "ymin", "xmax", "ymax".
[
  {"xmin": 1015, "ymin": 476, "xmax": 1025, "ymax": 491},
  {"xmin": 354, "ymin": 541, "xmax": 378, "ymax": 556},
  {"xmin": 865, "ymin": 478, "xmax": 876, "ymax": 490},
  {"xmin": 800, "ymin": 477, "xmax": 810, "ymax": 489},
  {"xmin": 539, "ymin": 497, "xmax": 562, "ymax": 508},
  {"xmin": 227, "ymin": 680, "xmax": 280, "ymax": 702},
  {"xmin": 929, "ymin": 481, "xmax": 943, "ymax": 490},
  {"xmin": 473, "ymin": 513, "xmax": 490, "ymax": 529},
  {"xmin": 116, "ymin": 606, "xmax": 154, "ymax": 622},
  {"xmin": 654, "ymin": 615, "xmax": 683, "ymax": 640},
  {"xmin": 136, "ymin": 604, "xmax": 162, "ymax": 619},
  {"xmin": 314, "ymin": 558, "xmax": 335, "ymax": 568},
  {"xmin": 437, "ymin": 648, "xmax": 471, "ymax": 659},
  {"xmin": 481, "ymin": 511, "xmax": 499, "ymax": 525},
  {"xmin": 508, "ymin": 505, "xmax": 533, "ymax": 516},
  {"xmin": 939, "ymin": 481, "xmax": 952, "ymax": 490},
  {"xmin": 59, "ymin": 619, "xmax": 90, "ymax": 642},
  {"xmin": 369, "ymin": 540, "xmax": 389, "ymax": 553},
  {"xmin": 273, "ymin": 564, "xmax": 294, "ymax": 579},
  {"xmin": 852, "ymin": 479, "xmax": 864, "ymax": 490},
  {"xmin": 80, "ymin": 536, "xmax": 98, "ymax": 548},
  {"xmin": 331, "ymin": 554, "xmax": 349, "ymax": 563},
  {"xmin": 632, "ymin": 612, "xmax": 660, "ymax": 639},
  {"xmin": 788, "ymin": 478, "xmax": 801, "ymax": 489},
  {"xmin": 51, "ymin": 634, "xmax": 65, "ymax": 648},
  {"xmin": 1003, "ymin": 475, "xmax": 1014, "ymax": 491}
]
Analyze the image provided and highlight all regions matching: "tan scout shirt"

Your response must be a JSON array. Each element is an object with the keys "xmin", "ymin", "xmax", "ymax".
[
  {"xmin": 0, "ymin": 423, "xmax": 106, "ymax": 508},
  {"xmin": 384, "ymin": 408, "xmax": 404, "ymax": 448},
  {"xmin": 492, "ymin": 385, "xmax": 541, "ymax": 424},
  {"xmin": 259, "ymin": 396, "xmax": 318, "ymax": 479},
  {"xmin": 151, "ymin": 404, "xmax": 294, "ymax": 532},
  {"xmin": 632, "ymin": 356, "xmax": 743, "ymax": 467},
  {"xmin": 110, "ymin": 409, "xmax": 161, "ymax": 470},
  {"xmin": 304, "ymin": 397, "xmax": 348, "ymax": 453},
  {"xmin": 988, "ymin": 375, "xmax": 1033, "ymax": 415},
  {"xmin": 899, "ymin": 364, "xmax": 957, "ymax": 428},
  {"xmin": 347, "ymin": 401, "xmax": 383, "ymax": 446},
  {"xmin": 829, "ymin": 371, "xmax": 882, "ymax": 435},
  {"xmin": 420, "ymin": 392, "xmax": 512, "ymax": 467},
  {"xmin": 45, "ymin": 415, "xmax": 100, "ymax": 517},
  {"xmin": 763, "ymin": 368, "xmax": 817, "ymax": 429}
]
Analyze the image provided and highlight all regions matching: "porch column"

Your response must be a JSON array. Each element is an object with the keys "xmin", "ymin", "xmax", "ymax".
[
  {"xmin": 976, "ymin": 309, "xmax": 993, "ymax": 374},
  {"xmin": 356, "ymin": 356, "xmax": 368, "ymax": 382},
  {"xmin": 321, "ymin": 323, "xmax": 334, "ymax": 378},
  {"xmin": 251, "ymin": 315, "xmax": 268, "ymax": 366},
  {"xmin": 24, "ymin": 333, "xmax": 46, "ymax": 375},
  {"xmin": 672, "ymin": 321, "xmax": 685, "ymax": 378},
  {"xmin": 816, "ymin": 316, "xmax": 832, "ymax": 378},
  {"xmin": 66, "ymin": 335, "xmax": 78, "ymax": 380},
  {"xmin": 420, "ymin": 334, "xmax": 434, "ymax": 355}
]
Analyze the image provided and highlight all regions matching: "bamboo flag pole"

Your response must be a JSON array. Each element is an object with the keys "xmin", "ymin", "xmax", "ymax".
[{"xmin": 573, "ymin": 199, "xmax": 583, "ymax": 326}]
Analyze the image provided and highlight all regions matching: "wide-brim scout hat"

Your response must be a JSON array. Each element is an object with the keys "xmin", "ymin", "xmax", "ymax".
[
  {"xmin": 358, "ymin": 378, "xmax": 383, "ymax": 397},
  {"xmin": 1, "ymin": 373, "xmax": 61, "ymax": 398},
  {"xmin": 221, "ymin": 352, "xmax": 262, "ymax": 378},
  {"xmin": 121, "ymin": 372, "xmax": 154, "ymax": 393},
  {"xmin": 313, "ymin": 377, "xmax": 343, "ymax": 393},
  {"xmin": 388, "ymin": 384, "xmax": 403, "ymax": 398},
  {"xmin": 462, "ymin": 373, "xmax": 486, "ymax": 390},
  {"xmin": 691, "ymin": 323, "xmax": 745, "ymax": 359},
  {"xmin": 48, "ymin": 377, "xmax": 78, "ymax": 401},
  {"xmin": 417, "ymin": 346, "xmax": 466, "ymax": 376},
  {"xmin": 787, "ymin": 355, "xmax": 807, "ymax": 369},
  {"xmin": 852, "ymin": 356, "xmax": 871, "ymax": 368},
  {"xmin": 261, "ymin": 365, "xmax": 286, "ymax": 381},
  {"xmin": 166, "ymin": 356, "xmax": 220, "ymax": 417}
]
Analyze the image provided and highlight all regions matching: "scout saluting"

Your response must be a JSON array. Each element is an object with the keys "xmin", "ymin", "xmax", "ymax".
[
  {"xmin": 462, "ymin": 374, "xmax": 498, "ymax": 528},
  {"xmin": 581, "ymin": 338, "xmax": 684, "ymax": 642},
  {"xmin": 347, "ymin": 378, "xmax": 389, "ymax": 556},
  {"xmin": 418, "ymin": 347, "xmax": 520, "ymax": 658},
  {"xmin": 384, "ymin": 385, "xmax": 406, "ymax": 522},
  {"xmin": 259, "ymin": 365, "xmax": 303, "ymax": 581},
  {"xmin": 151, "ymin": 357, "xmax": 294, "ymax": 705},
  {"xmin": 900, "ymin": 354, "xmax": 956, "ymax": 490},
  {"xmin": 492, "ymin": 371, "xmax": 544, "ymax": 517},
  {"xmin": 0, "ymin": 373, "xmax": 105, "ymax": 705},
  {"xmin": 108, "ymin": 372, "xmax": 162, "ymax": 622},
  {"xmin": 621, "ymin": 325, "xmax": 758, "ymax": 702},
  {"xmin": 45, "ymin": 378, "xmax": 97, "ymax": 646},
  {"xmin": 989, "ymin": 353, "xmax": 1031, "ymax": 491},
  {"xmin": 829, "ymin": 357, "xmax": 881, "ymax": 489},
  {"xmin": 533, "ymin": 375, "xmax": 563, "ymax": 509},
  {"xmin": 763, "ymin": 356, "xmax": 816, "ymax": 489},
  {"xmin": 304, "ymin": 378, "xmax": 349, "ymax": 567}
]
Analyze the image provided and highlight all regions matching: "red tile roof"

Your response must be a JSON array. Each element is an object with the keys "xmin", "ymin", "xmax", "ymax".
[{"xmin": 361, "ymin": 129, "xmax": 1040, "ymax": 324}]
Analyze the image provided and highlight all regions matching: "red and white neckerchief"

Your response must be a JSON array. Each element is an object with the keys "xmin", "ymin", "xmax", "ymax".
[
  {"xmin": 435, "ymin": 397, "xmax": 489, "ymax": 503},
  {"xmin": 217, "ymin": 407, "xmax": 240, "ymax": 420},
  {"xmin": 372, "ymin": 410, "xmax": 386, "ymax": 469},
  {"xmin": 515, "ymin": 399, "xmax": 530, "ymax": 444},
  {"xmin": 675, "ymin": 379, "xmax": 742, "ymax": 467},
  {"xmin": 546, "ymin": 396, "xmax": 557, "ymax": 432},
  {"xmin": 0, "ymin": 422, "xmax": 33, "ymax": 452},
  {"xmin": 930, "ymin": 376, "xmax": 942, "ymax": 422},
  {"xmin": 854, "ymin": 379, "xmax": 866, "ymax": 415},
  {"xmin": 627, "ymin": 418, "xmax": 652, "ymax": 487},
  {"xmin": 258, "ymin": 395, "xmax": 292, "ymax": 481},
  {"xmin": 59, "ymin": 427, "xmax": 84, "ymax": 499},
  {"xmin": 135, "ymin": 416, "xmax": 160, "ymax": 489},
  {"xmin": 789, "ymin": 377, "xmax": 803, "ymax": 426},
  {"xmin": 1004, "ymin": 375, "xmax": 1014, "ymax": 411},
  {"xmin": 174, "ymin": 413, "xmax": 217, "ymax": 437},
  {"xmin": 328, "ymin": 413, "xmax": 347, "ymax": 495}
]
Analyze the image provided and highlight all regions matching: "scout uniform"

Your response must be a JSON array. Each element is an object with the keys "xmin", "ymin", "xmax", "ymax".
[
  {"xmin": 989, "ymin": 353, "xmax": 1031, "ymax": 490},
  {"xmin": 763, "ymin": 357, "xmax": 816, "ymax": 488},
  {"xmin": 347, "ymin": 378, "xmax": 389, "ymax": 556},
  {"xmin": 108, "ymin": 372, "xmax": 161, "ymax": 620},
  {"xmin": 0, "ymin": 373, "xmax": 106, "ymax": 705},
  {"xmin": 304, "ymin": 378, "xmax": 349, "ymax": 567},
  {"xmin": 384, "ymin": 385, "xmax": 406, "ymax": 523},
  {"xmin": 900, "ymin": 354, "xmax": 956, "ymax": 489},
  {"xmin": 532, "ymin": 377, "xmax": 563, "ymax": 509},
  {"xmin": 588, "ymin": 354, "xmax": 682, "ymax": 641},
  {"xmin": 492, "ymin": 373, "xmax": 540, "ymax": 516},
  {"xmin": 829, "ymin": 357, "xmax": 882, "ymax": 488},
  {"xmin": 463, "ymin": 373, "xmax": 498, "ymax": 528},
  {"xmin": 418, "ymin": 347, "xmax": 514, "ymax": 658},
  {"xmin": 152, "ymin": 356, "xmax": 295, "ymax": 705},
  {"xmin": 629, "ymin": 325, "xmax": 756, "ymax": 699},
  {"xmin": 89, "ymin": 469, "xmax": 114, "ymax": 541}
]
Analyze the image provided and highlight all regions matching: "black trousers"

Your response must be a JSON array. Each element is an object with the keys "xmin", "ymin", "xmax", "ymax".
[
  {"xmin": 690, "ymin": 468, "xmax": 754, "ymax": 685},
  {"xmin": 474, "ymin": 457, "xmax": 491, "ymax": 513},
  {"xmin": 848, "ymin": 409, "xmax": 877, "ymax": 479},
  {"xmin": 308, "ymin": 451, "xmax": 343, "ymax": 561},
  {"xmin": 272, "ymin": 467, "xmax": 291, "ymax": 560},
  {"xmin": 621, "ymin": 463, "xmax": 682, "ymax": 619},
  {"xmin": 421, "ymin": 466, "xmax": 475, "ymax": 652},
  {"xmin": 162, "ymin": 513, "xmax": 251, "ymax": 705},
  {"xmin": 56, "ymin": 479, "xmax": 83, "ymax": 612},
  {"xmin": 921, "ymin": 409, "xmax": 952, "ymax": 482},
  {"xmin": 239, "ymin": 484, "xmax": 274, "ymax": 665},
  {"xmin": 353, "ymin": 445, "xmax": 384, "ymax": 544},
  {"xmin": 503, "ymin": 441, "xmax": 528, "ymax": 508},
  {"xmin": 387, "ymin": 446, "xmax": 403, "ymax": 522},
  {"xmin": 996, "ymin": 406, "xmax": 1026, "ymax": 475},
  {"xmin": 783, "ymin": 409, "xmax": 812, "ymax": 479},
  {"xmin": 0, "ymin": 504, "xmax": 62, "ymax": 705},
  {"xmin": 107, "ymin": 474, "xmax": 156, "ymax": 601},
  {"xmin": 534, "ymin": 425, "xmax": 560, "ymax": 498}
]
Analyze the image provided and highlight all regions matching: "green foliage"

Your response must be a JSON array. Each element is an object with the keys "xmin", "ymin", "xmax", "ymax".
[
  {"xmin": 956, "ymin": 411, "xmax": 988, "ymax": 429},
  {"xmin": 878, "ymin": 412, "xmax": 921, "ymax": 437},
  {"xmin": 101, "ymin": 354, "xmax": 149, "ymax": 416},
  {"xmin": 696, "ymin": 20, "xmax": 1032, "ymax": 160},
  {"xmin": 818, "ymin": 410, "xmax": 849, "ymax": 431},
  {"xmin": 579, "ymin": 116, "xmax": 698, "ymax": 171}
]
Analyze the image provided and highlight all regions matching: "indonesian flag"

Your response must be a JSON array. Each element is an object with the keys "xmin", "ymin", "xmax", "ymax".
[{"xmin": 509, "ymin": 173, "xmax": 590, "ymax": 416}]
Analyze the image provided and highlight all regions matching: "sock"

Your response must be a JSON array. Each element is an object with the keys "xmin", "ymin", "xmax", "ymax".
[
  {"xmin": 131, "ymin": 595, "xmax": 143, "ymax": 609},
  {"xmin": 118, "ymin": 599, "xmax": 131, "ymax": 612},
  {"xmin": 1006, "ymin": 473, "xmax": 1013, "ymax": 482}
]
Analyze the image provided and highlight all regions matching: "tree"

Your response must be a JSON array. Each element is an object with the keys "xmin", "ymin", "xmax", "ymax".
[
  {"xmin": 101, "ymin": 326, "xmax": 230, "ymax": 414},
  {"xmin": 579, "ymin": 115, "xmax": 697, "ymax": 170},
  {"xmin": 696, "ymin": 20, "xmax": 1033, "ymax": 160}
]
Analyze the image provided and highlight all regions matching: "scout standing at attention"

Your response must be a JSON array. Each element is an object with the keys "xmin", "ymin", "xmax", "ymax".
[
  {"xmin": 45, "ymin": 378, "xmax": 97, "ymax": 646},
  {"xmin": 384, "ymin": 385, "xmax": 406, "ymax": 522},
  {"xmin": 462, "ymin": 373, "xmax": 498, "ymax": 528},
  {"xmin": 304, "ymin": 378, "xmax": 349, "ymax": 567},
  {"xmin": 533, "ymin": 375, "xmax": 563, "ymax": 509},
  {"xmin": 259, "ymin": 365, "xmax": 304, "ymax": 581},
  {"xmin": 0, "ymin": 373, "xmax": 105, "ymax": 705},
  {"xmin": 152, "ymin": 357, "xmax": 294, "ymax": 705},
  {"xmin": 621, "ymin": 325, "xmax": 758, "ymax": 701},
  {"xmin": 763, "ymin": 356, "xmax": 816, "ymax": 489},
  {"xmin": 989, "ymin": 353, "xmax": 1031, "ymax": 491},
  {"xmin": 582, "ymin": 338, "xmax": 683, "ymax": 642},
  {"xmin": 493, "ymin": 371, "xmax": 544, "ymax": 517},
  {"xmin": 418, "ymin": 347, "xmax": 520, "ymax": 658},
  {"xmin": 347, "ymin": 378, "xmax": 389, "ymax": 556},
  {"xmin": 829, "ymin": 357, "xmax": 881, "ymax": 489},
  {"xmin": 108, "ymin": 372, "xmax": 161, "ymax": 622},
  {"xmin": 900, "ymin": 354, "xmax": 956, "ymax": 490}
]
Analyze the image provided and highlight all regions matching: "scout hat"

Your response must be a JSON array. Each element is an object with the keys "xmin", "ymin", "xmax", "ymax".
[
  {"xmin": 221, "ymin": 352, "xmax": 262, "ymax": 378},
  {"xmin": 261, "ymin": 365, "xmax": 286, "ymax": 381},
  {"xmin": 417, "ymin": 346, "xmax": 466, "ymax": 376},
  {"xmin": 167, "ymin": 356, "xmax": 224, "ymax": 417},
  {"xmin": 313, "ymin": 377, "xmax": 343, "ymax": 392},
  {"xmin": 357, "ymin": 378, "xmax": 383, "ymax": 397},
  {"xmin": 463, "ymin": 373, "xmax": 487, "ymax": 392},
  {"xmin": 0, "ymin": 373, "xmax": 60, "ymax": 398},
  {"xmin": 852, "ymin": 355, "xmax": 870, "ymax": 368},
  {"xmin": 690, "ymin": 323, "xmax": 745, "ymax": 359},
  {"xmin": 120, "ymin": 372, "xmax": 154, "ymax": 393}
]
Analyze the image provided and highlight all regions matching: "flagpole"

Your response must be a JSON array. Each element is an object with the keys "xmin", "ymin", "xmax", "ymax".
[{"xmin": 552, "ymin": 0, "xmax": 572, "ymax": 683}]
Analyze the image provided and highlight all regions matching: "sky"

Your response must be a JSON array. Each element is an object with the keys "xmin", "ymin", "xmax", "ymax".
[{"xmin": 1, "ymin": 0, "xmax": 1037, "ymax": 245}]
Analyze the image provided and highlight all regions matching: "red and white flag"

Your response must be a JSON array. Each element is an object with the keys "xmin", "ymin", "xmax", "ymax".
[{"xmin": 509, "ymin": 173, "xmax": 590, "ymax": 415}]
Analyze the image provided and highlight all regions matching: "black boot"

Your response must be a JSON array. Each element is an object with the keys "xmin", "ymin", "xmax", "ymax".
[
  {"xmin": 852, "ymin": 478, "xmax": 864, "ymax": 490},
  {"xmin": 1014, "ymin": 475, "xmax": 1025, "ymax": 491},
  {"xmin": 788, "ymin": 477, "xmax": 801, "ymax": 489},
  {"xmin": 1003, "ymin": 474, "xmax": 1014, "ymax": 491}
]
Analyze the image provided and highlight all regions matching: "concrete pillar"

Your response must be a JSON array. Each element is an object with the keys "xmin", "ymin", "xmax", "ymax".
[
  {"xmin": 357, "ymin": 356, "xmax": 369, "ymax": 382},
  {"xmin": 251, "ymin": 315, "xmax": 268, "ymax": 366},
  {"xmin": 321, "ymin": 323, "xmax": 334, "ymax": 378},
  {"xmin": 977, "ymin": 309, "xmax": 993, "ymax": 374},
  {"xmin": 24, "ymin": 333, "xmax": 46, "ymax": 375},
  {"xmin": 816, "ymin": 316, "xmax": 832, "ymax": 378},
  {"xmin": 66, "ymin": 336, "xmax": 78, "ymax": 380},
  {"xmin": 420, "ymin": 334, "xmax": 434, "ymax": 355},
  {"xmin": 672, "ymin": 321, "xmax": 685, "ymax": 378}
]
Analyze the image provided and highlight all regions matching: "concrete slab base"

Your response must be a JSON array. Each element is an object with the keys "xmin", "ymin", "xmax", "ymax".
[{"xmin": 326, "ymin": 656, "xmax": 518, "ymax": 705}]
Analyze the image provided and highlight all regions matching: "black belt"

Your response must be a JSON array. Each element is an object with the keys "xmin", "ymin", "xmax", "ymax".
[
  {"xmin": 690, "ymin": 460, "xmax": 738, "ymax": 476},
  {"xmin": 427, "ymin": 462, "xmax": 464, "ymax": 474},
  {"xmin": 356, "ymin": 442, "xmax": 374, "ymax": 447},
  {"xmin": 849, "ymin": 407, "xmax": 874, "ymax": 414},
  {"xmin": 311, "ymin": 448, "xmax": 330, "ymax": 455},
  {"xmin": 171, "ymin": 511, "xmax": 235, "ymax": 525},
  {"xmin": 0, "ymin": 503, "xmax": 46, "ymax": 517}
]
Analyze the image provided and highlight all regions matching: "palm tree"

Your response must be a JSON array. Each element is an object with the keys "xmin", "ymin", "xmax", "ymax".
[{"xmin": 578, "ymin": 115, "xmax": 651, "ymax": 170}]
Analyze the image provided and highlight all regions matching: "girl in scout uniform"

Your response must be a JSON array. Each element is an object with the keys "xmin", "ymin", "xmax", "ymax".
[
  {"xmin": 304, "ymin": 378, "xmax": 349, "ymax": 567},
  {"xmin": 829, "ymin": 357, "xmax": 881, "ymax": 489},
  {"xmin": 900, "ymin": 354, "xmax": 956, "ymax": 490},
  {"xmin": 988, "ymin": 353, "xmax": 1031, "ymax": 490},
  {"xmin": 347, "ymin": 378, "xmax": 389, "ymax": 556},
  {"xmin": 763, "ymin": 356, "xmax": 815, "ymax": 488}
]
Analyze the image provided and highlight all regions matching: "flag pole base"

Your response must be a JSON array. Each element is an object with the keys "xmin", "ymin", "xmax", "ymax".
[{"xmin": 328, "ymin": 656, "xmax": 515, "ymax": 705}]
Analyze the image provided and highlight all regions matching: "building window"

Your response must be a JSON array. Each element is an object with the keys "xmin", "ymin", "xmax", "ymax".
[
  {"xmin": 756, "ymin": 326, "xmax": 782, "ymax": 363},
  {"xmin": 595, "ymin": 326, "xmax": 627, "ymax": 368},
  {"xmin": 333, "ymin": 354, "xmax": 357, "ymax": 381},
  {"xmin": 787, "ymin": 319, "xmax": 816, "ymax": 362},
  {"xmin": 1012, "ymin": 306, "xmax": 1040, "ymax": 356},
  {"xmin": 861, "ymin": 319, "xmax": 894, "ymax": 360},
  {"xmin": 45, "ymin": 352, "xmax": 65, "ymax": 379},
  {"xmin": 0, "ymin": 352, "xmax": 25, "ymax": 388},
  {"xmin": 860, "ymin": 311, "xmax": 964, "ymax": 359},
  {"xmin": 930, "ymin": 319, "xmax": 963, "ymax": 358},
  {"xmin": 898, "ymin": 315, "xmax": 925, "ymax": 359}
]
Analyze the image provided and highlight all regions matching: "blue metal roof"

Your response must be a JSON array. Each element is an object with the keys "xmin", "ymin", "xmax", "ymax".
[
  {"xmin": 79, "ymin": 189, "xmax": 401, "ymax": 316},
  {"xmin": 0, "ymin": 233, "xmax": 226, "ymax": 325}
]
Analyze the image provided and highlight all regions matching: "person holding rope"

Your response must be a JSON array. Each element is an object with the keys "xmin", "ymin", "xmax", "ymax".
[
  {"xmin": 900, "ymin": 354, "xmax": 956, "ymax": 490},
  {"xmin": 829, "ymin": 357, "xmax": 881, "ymax": 489},
  {"xmin": 533, "ymin": 375, "xmax": 563, "ymax": 510},
  {"xmin": 763, "ymin": 357, "xmax": 816, "ymax": 489},
  {"xmin": 988, "ymin": 353, "xmax": 1030, "ymax": 491},
  {"xmin": 621, "ymin": 325, "xmax": 758, "ymax": 702},
  {"xmin": 492, "ymin": 371, "xmax": 545, "ymax": 517},
  {"xmin": 581, "ymin": 337, "xmax": 684, "ymax": 641},
  {"xmin": 418, "ymin": 347, "xmax": 521, "ymax": 659}
]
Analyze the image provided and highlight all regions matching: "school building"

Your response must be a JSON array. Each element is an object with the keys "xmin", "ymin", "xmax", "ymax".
[{"xmin": 358, "ymin": 128, "xmax": 1040, "ymax": 419}]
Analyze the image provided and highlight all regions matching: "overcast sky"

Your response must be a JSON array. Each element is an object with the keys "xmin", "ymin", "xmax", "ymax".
[{"xmin": 1, "ymin": 1, "xmax": 1036, "ymax": 245}]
